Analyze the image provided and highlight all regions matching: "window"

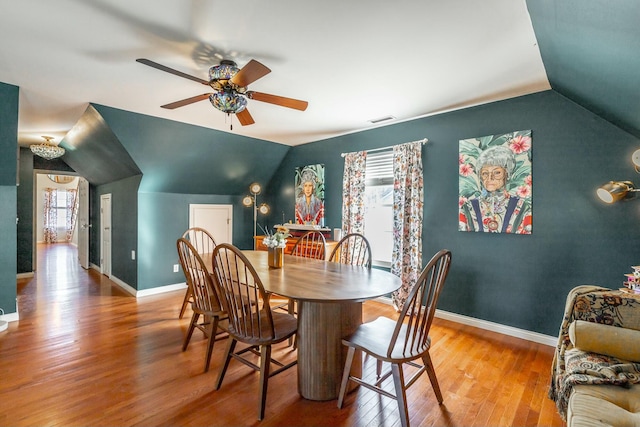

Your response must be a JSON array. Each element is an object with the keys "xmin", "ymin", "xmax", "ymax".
[
  {"xmin": 55, "ymin": 189, "xmax": 69, "ymax": 229},
  {"xmin": 364, "ymin": 150, "xmax": 393, "ymax": 267}
]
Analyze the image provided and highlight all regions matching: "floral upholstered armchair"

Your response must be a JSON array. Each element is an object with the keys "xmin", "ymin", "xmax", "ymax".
[{"xmin": 549, "ymin": 285, "xmax": 640, "ymax": 426}]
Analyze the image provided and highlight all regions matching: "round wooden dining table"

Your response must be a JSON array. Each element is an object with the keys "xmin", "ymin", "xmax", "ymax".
[{"xmin": 241, "ymin": 250, "xmax": 401, "ymax": 401}]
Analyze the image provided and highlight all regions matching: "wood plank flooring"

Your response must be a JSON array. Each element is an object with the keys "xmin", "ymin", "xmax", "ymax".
[{"xmin": 0, "ymin": 243, "xmax": 564, "ymax": 426}]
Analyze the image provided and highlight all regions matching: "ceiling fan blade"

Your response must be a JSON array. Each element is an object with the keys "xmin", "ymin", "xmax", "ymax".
[
  {"xmin": 161, "ymin": 93, "xmax": 211, "ymax": 109},
  {"xmin": 230, "ymin": 60, "xmax": 271, "ymax": 87},
  {"xmin": 136, "ymin": 58, "xmax": 209, "ymax": 85},
  {"xmin": 249, "ymin": 92, "xmax": 308, "ymax": 111},
  {"xmin": 236, "ymin": 108, "xmax": 255, "ymax": 126}
]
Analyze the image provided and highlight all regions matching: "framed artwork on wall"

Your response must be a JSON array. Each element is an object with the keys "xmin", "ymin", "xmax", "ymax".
[
  {"xmin": 294, "ymin": 164, "xmax": 325, "ymax": 227},
  {"xmin": 459, "ymin": 130, "xmax": 532, "ymax": 234}
]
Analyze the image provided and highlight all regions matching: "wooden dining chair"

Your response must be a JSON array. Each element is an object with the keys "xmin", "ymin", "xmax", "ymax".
[
  {"xmin": 179, "ymin": 227, "xmax": 217, "ymax": 319},
  {"xmin": 328, "ymin": 232, "xmax": 372, "ymax": 268},
  {"xmin": 176, "ymin": 237, "xmax": 228, "ymax": 373},
  {"xmin": 210, "ymin": 243, "xmax": 298, "ymax": 421},
  {"xmin": 290, "ymin": 230, "xmax": 327, "ymax": 260},
  {"xmin": 337, "ymin": 249, "xmax": 452, "ymax": 427}
]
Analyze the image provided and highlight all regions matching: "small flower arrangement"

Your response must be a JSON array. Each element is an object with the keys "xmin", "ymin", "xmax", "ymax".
[{"xmin": 260, "ymin": 225, "xmax": 292, "ymax": 249}]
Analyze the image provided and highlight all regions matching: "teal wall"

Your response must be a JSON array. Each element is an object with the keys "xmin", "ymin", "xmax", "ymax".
[
  {"xmin": 93, "ymin": 175, "xmax": 142, "ymax": 287},
  {"xmin": 93, "ymin": 105, "xmax": 291, "ymax": 195},
  {"xmin": 17, "ymin": 148, "xmax": 34, "ymax": 274},
  {"xmin": 136, "ymin": 192, "xmax": 251, "ymax": 291},
  {"xmin": 83, "ymin": 105, "xmax": 292, "ymax": 291},
  {"xmin": 0, "ymin": 82, "xmax": 18, "ymax": 314},
  {"xmin": 267, "ymin": 90, "xmax": 640, "ymax": 336}
]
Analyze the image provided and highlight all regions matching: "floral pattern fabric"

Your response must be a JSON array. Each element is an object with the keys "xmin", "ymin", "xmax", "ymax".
[
  {"xmin": 43, "ymin": 188, "xmax": 57, "ymax": 243},
  {"xmin": 66, "ymin": 188, "xmax": 78, "ymax": 242},
  {"xmin": 341, "ymin": 151, "xmax": 366, "ymax": 235},
  {"xmin": 390, "ymin": 141, "xmax": 423, "ymax": 311},
  {"xmin": 549, "ymin": 285, "xmax": 640, "ymax": 420}
]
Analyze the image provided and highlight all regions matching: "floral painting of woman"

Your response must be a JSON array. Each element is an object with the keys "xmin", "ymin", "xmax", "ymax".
[
  {"xmin": 295, "ymin": 164, "xmax": 325, "ymax": 227},
  {"xmin": 459, "ymin": 130, "xmax": 532, "ymax": 234}
]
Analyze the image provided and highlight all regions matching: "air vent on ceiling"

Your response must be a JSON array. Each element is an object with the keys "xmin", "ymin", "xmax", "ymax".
[{"xmin": 368, "ymin": 115, "xmax": 396, "ymax": 124}]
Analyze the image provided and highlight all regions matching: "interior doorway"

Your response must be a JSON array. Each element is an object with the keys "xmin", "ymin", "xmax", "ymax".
[{"xmin": 33, "ymin": 172, "xmax": 82, "ymax": 272}]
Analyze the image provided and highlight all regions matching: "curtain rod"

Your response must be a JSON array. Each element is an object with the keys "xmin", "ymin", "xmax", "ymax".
[{"xmin": 340, "ymin": 138, "xmax": 428, "ymax": 157}]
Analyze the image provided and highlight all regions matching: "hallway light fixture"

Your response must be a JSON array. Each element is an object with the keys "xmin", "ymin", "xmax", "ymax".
[
  {"xmin": 30, "ymin": 136, "xmax": 65, "ymax": 160},
  {"xmin": 243, "ymin": 183, "xmax": 270, "ymax": 249}
]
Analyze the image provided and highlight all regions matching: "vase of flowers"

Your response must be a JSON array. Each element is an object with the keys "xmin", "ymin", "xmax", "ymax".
[{"xmin": 262, "ymin": 226, "xmax": 291, "ymax": 268}]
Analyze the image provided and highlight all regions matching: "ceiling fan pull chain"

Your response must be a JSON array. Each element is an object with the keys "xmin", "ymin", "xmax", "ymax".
[{"xmin": 227, "ymin": 113, "xmax": 233, "ymax": 131}]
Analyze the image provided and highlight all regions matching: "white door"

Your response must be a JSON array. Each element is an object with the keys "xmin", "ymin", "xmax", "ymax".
[
  {"xmin": 77, "ymin": 178, "xmax": 90, "ymax": 269},
  {"xmin": 100, "ymin": 194, "xmax": 112, "ymax": 277},
  {"xmin": 189, "ymin": 204, "xmax": 233, "ymax": 244}
]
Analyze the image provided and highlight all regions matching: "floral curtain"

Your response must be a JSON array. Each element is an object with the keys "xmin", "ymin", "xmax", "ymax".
[
  {"xmin": 43, "ymin": 188, "xmax": 58, "ymax": 243},
  {"xmin": 390, "ymin": 141, "xmax": 424, "ymax": 311},
  {"xmin": 341, "ymin": 151, "xmax": 367, "ymax": 235},
  {"xmin": 66, "ymin": 188, "xmax": 78, "ymax": 242}
]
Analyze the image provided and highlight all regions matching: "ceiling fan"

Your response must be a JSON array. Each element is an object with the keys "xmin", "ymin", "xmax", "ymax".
[{"xmin": 136, "ymin": 58, "xmax": 308, "ymax": 126}]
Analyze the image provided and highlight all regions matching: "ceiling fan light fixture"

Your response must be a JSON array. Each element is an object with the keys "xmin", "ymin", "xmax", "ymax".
[
  {"xmin": 209, "ymin": 92, "xmax": 247, "ymax": 114},
  {"xmin": 30, "ymin": 136, "xmax": 65, "ymax": 160},
  {"xmin": 209, "ymin": 60, "xmax": 239, "ymax": 81}
]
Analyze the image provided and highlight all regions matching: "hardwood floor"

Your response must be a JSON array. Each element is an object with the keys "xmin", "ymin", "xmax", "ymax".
[{"xmin": 1, "ymin": 243, "xmax": 564, "ymax": 426}]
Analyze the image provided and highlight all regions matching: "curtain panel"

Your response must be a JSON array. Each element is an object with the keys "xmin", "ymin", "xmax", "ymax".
[
  {"xmin": 390, "ymin": 141, "xmax": 424, "ymax": 311},
  {"xmin": 43, "ymin": 188, "xmax": 57, "ymax": 243},
  {"xmin": 341, "ymin": 151, "xmax": 367, "ymax": 235}
]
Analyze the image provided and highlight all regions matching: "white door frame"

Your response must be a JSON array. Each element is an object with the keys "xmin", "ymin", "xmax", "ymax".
[
  {"xmin": 100, "ymin": 193, "xmax": 112, "ymax": 277},
  {"xmin": 77, "ymin": 177, "xmax": 90, "ymax": 269}
]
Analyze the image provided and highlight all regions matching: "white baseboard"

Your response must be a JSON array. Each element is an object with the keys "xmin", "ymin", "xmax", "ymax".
[
  {"xmin": 109, "ymin": 275, "xmax": 137, "ymax": 296},
  {"xmin": 0, "ymin": 312, "xmax": 19, "ymax": 323},
  {"xmin": 0, "ymin": 299, "xmax": 20, "ymax": 324},
  {"xmin": 136, "ymin": 283, "xmax": 187, "ymax": 298},
  {"xmin": 374, "ymin": 297, "xmax": 557, "ymax": 347},
  {"xmin": 88, "ymin": 263, "xmax": 187, "ymax": 298},
  {"xmin": 17, "ymin": 272, "xmax": 35, "ymax": 279}
]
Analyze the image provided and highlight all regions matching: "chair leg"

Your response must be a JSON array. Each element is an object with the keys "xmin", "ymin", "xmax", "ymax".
[
  {"xmin": 376, "ymin": 360, "xmax": 383, "ymax": 378},
  {"xmin": 337, "ymin": 346, "xmax": 356, "ymax": 408},
  {"xmin": 258, "ymin": 345, "xmax": 272, "ymax": 421},
  {"xmin": 182, "ymin": 312, "xmax": 199, "ymax": 351},
  {"xmin": 203, "ymin": 316, "xmax": 219, "ymax": 373},
  {"xmin": 215, "ymin": 338, "xmax": 237, "ymax": 390},
  {"xmin": 179, "ymin": 287, "xmax": 192, "ymax": 319},
  {"xmin": 391, "ymin": 363, "xmax": 410, "ymax": 427},
  {"xmin": 422, "ymin": 352, "xmax": 443, "ymax": 403},
  {"xmin": 288, "ymin": 299, "xmax": 296, "ymax": 347}
]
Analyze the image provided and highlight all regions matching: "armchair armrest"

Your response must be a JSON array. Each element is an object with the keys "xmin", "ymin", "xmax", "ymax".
[{"xmin": 569, "ymin": 320, "xmax": 640, "ymax": 362}]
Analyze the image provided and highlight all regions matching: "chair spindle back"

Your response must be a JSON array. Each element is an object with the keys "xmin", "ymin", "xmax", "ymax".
[
  {"xmin": 291, "ymin": 230, "xmax": 326, "ymax": 260},
  {"xmin": 211, "ymin": 243, "xmax": 276, "ymax": 340},
  {"xmin": 329, "ymin": 233, "xmax": 372, "ymax": 268},
  {"xmin": 389, "ymin": 249, "xmax": 452, "ymax": 358}
]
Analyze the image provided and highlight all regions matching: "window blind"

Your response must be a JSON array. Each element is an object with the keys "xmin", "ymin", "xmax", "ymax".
[{"xmin": 365, "ymin": 150, "xmax": 393, "ymax": 185}]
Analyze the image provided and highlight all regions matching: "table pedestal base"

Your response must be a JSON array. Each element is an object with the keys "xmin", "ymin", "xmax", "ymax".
[{"xmin": 297, "ymin": 300, "xmax": 362, "ymax": 401}]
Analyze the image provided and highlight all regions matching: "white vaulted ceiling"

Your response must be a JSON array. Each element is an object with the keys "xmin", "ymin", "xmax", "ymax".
[{"xmin": 0, "ymin": 0, "xmax": 549, "ymax": 147}]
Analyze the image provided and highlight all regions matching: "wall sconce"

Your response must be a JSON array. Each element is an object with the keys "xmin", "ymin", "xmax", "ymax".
[
  {"xmin": 242, "ymin": 182, "xmax": 270, "ymax": 249},
  {"xmin": 596, "ymin": 149, "xmax": 640, "ymax": 203},
  {"xmin": 596, "ymin": 181, "xmax": 639, "ymax": 203},
  {"xmin": 632, "ymin": 149, "xmax": 640, "ymax": 173}
]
